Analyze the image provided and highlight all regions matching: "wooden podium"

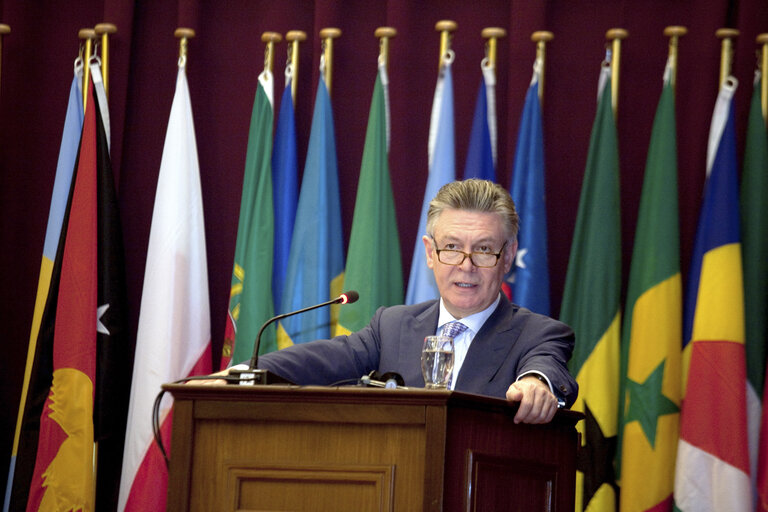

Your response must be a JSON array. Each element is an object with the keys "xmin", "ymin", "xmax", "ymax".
[{"xmin": 164, "ymin": 384, "xmax": 582, "ymax": 511}]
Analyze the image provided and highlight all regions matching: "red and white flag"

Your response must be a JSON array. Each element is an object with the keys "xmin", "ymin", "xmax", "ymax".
[{"xmin": 118, "ymin": 60, "xmax": 211, "ymax": 511}]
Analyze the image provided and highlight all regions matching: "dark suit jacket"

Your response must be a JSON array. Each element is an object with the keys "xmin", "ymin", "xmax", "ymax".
[{"xmin": 257, "ymin": 296, "xmax": 578, "ymax": 407}]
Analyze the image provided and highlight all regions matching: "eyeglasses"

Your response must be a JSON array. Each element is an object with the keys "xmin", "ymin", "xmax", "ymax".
[{"xmin": 431, "ymin": 239, "xmax": 508, "ymax": 268}]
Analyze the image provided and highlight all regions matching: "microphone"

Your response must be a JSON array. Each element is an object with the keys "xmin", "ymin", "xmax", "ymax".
[
  {"xmin": 230, "ymin": 291, "xmax": 360, "ymax": 385},
  {"xmin": 360, "ymin": 371, "xmax": 407, "ymax": 389}
]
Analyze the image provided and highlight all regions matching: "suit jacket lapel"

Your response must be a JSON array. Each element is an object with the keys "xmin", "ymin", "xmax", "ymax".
[
  {"xmin": 455, "ymin": 297, "xmax": 522, "ymax": 391},
  {"xmin": 398, "ymin": 301, "xmax": 439, "ymax": 382}
]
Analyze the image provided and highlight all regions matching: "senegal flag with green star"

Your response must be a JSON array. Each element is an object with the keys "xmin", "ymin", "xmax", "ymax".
[
  {"xmin": 560, "ymin": 63, "xmax": 621, "ymax": 512},
  {"xmin": 617, "ymin": 71, "xmax": 681, "ymax": 512}
]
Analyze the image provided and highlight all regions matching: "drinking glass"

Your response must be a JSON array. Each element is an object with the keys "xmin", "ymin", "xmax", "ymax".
[{"xmin": 421, "ymin": 335, "xmax": 454, "ymax": 389}]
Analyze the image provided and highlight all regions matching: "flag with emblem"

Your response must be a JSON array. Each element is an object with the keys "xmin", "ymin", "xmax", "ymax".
[
  {"xmin": 673, "ymin": 77, "xmax": 751, "ymax": 511},
  {"xmin": 508, "ymin": 63, "xmax": 550, "ymax": 315},
  {"xmin": 277, "ymin": 76, "xmax": 344, "ymax": 346},
  {"xmin": 271, "ymin": 77, "xmax": 299, "ymax": 317},
  {"xmin": 560, "ymin": 64, "xmax": 621, "ymax": 512},
  {"xmin": 22, "ymin": 78, "xmax": 100, "ymax": 512},
  {"xmin": 220, "ymin": 70, "xmax": 275, "ymax": 368},
  {"xmin": 463, "ymin": 62, "xmax": 495, "ymax": 181},
  {"xmin": 616, "ymin": 68, "xmax": 681, "ymax": 512},
  {"xmin": 118, "ymin": 61, "xmax": 212, "ymax": 511},
  {"xmin": 336, "ymin": 62, "xmax": 402, "ymax": 335},
  {"xmin": 742, "ymin": 73, "xmax": 768, "ymax": 512},
  {"xmin": 4, "ymin": 68, "xmax": 83, "ymax": 512},
  {"xmin": 405, "ymin": 55, "xmax": 455, "ymax": 305}
]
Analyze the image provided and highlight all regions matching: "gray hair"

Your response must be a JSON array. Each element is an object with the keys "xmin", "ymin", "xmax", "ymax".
[{"xmin": 426, "ymin": 179, "xmax": 519, "ymax": 240}]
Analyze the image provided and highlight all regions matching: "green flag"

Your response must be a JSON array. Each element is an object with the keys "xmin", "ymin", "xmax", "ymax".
[
  {"xmin": 617, "ymin": 77, "xmax": 681, "ymax": 512},
  {"xmin": 221, "ymin": 72, "xmax": 275, "ymax": 367},
  {"xmin": 337, "ymin": 66, "xmax": 402, "ymax": 335},
  {"xmin": 743, "ymin": 73, "xmax": 768, "ymax": 476},
  {"xmin": 560, "ymin": 67, "xmax": 621, "ymax": 512}
]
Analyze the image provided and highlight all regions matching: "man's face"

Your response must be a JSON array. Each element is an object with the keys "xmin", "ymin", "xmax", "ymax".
[{"xmin": 423, "ymin": 208, "xmax": 516, "ymax": 319}]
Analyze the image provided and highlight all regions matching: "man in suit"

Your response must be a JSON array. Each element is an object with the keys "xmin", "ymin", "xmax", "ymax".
[{"xmin": 227, "ymin": 179, "xmax": 577, "ymax": 424}]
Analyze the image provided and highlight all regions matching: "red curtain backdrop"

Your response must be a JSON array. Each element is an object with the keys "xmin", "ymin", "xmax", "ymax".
[{"xmin": 1, "ymin": 0, "xmax": 767, "ymax": 491}]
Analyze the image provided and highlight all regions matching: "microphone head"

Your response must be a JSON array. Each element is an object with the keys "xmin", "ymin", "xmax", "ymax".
[{"xmin": 339, "ymin": 290, "xmax": 359, "ymax": 304}]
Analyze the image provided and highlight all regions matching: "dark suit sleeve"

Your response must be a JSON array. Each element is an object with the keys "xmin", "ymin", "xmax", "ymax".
[
  {"xmin": 515, "ymin": 314, "xmax": 578, "ymax": 407},
  {"xmin": 252, "ymin": 309, "xmax": 386, "ymax": 385}
]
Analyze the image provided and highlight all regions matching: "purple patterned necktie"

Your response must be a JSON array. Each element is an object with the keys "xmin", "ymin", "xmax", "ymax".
[{"xmin": 441, "ymin": 321, "xmax": 467, "ymax": 338}]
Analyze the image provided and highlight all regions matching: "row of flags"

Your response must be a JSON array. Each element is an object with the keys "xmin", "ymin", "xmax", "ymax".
[
  {"xmin": 565, "ymin": 52, "xmax": 768, "ymax": 512},
  {"xmin": 5, "ymin": 34, "xmax": 766, "ymax": 512}
]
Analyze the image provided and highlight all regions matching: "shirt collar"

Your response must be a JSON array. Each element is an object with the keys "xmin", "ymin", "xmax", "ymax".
[{"xmin": 437, "ymin": 293, "xmax": 501, "ymax": 336}]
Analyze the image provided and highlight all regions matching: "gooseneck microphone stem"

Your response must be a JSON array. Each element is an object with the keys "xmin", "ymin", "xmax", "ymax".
[{"xmin": 249, "ymin": 291, "xmax": 359, "ymax": 369}]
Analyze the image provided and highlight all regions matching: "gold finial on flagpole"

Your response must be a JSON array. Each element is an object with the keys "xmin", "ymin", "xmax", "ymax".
[
  {"xmin": 94, "ymin": 23, "xmax": 117, "ymax": 98},
  {"xmin": 716, "ymin": 28, "xmax": 739, "ymax": 88},
  {"xmin": 319, "ymin": 27, "xmax": 341, "ymax": 95},
  {"xmin": 436, "ymin": 20, "xmax": 457, "ymax": 70},
  {"xmin": 174, "ymin": 28, "xmax": 195, "ymax": 66},
  {"xmin": 79, "ymin": 28, "xmax": 96, "ymax": 110},
  {"xmin": 286, "ymin": 30, "xmax": 306, "ymax": 105},
  {"xmin": 606, "ymin": 28, "xmax": 628, "ymax": 117},
  {"xmin": 375, "ymin": 27, "xmax": 396, "ymax": 70},
  {"xmin": 664, "ymin": 26, "xmax": 687, "ymax": 92},
  {"xmin": 531, "ymin": 31, "xmax": 554, "ymax": 104},
  {"xmin": 757, "ymin": 33, "xmax": 768, "ymax": 123},
  {"xmin": 261, "ymin": 32, "xmax": 282, "ymax": 74},
  {"xmin": 482, "ymin": 27, "xmax": 506, "ymax": 70},
  {"xmin": 0, "ymin": 24, "xmax": 9, "ymax": 97}
]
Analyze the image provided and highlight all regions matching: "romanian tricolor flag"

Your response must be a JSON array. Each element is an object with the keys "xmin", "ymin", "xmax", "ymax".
[
  {"xmin": 617, "ymin": 68, "xmax": 681, "ymax": 512},
  {"xmin": 673, "ymin": 77, "xmax": 751, "ymax": 511}
]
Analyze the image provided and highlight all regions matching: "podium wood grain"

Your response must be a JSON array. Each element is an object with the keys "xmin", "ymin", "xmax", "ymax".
[{"xmin": 164, "ymin": 384, "xmax": 581, "ymax": 511}]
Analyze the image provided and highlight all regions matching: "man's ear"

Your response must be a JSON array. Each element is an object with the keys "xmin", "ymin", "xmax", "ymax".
[
  {"xmin": 423, "ymin": 235, "xmax": 436, "ymax": 270},
  {"xmin": 503, "ymin": 239, "xmax": 518, "ymax": 273}
]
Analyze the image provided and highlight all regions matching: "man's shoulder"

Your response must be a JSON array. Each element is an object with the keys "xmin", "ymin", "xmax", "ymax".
[
  {"xmin": 377, "ymin": 300, "xmax": 439, "ymax": 319},
  {"xmin": 507, "ymin": 303, "xmax": 574, "ymax": 336}
]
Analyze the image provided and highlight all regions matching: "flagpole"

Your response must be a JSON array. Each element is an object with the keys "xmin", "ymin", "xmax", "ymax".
[
  {"xmin": 261, "ymin": 31, "xmax": 282, "ymax": 74},
  {"xmin": 606, "ymin": 28, "xmax": 628, "ymax": 118},
  {"xmin": 0, "ymin": 24, "xmax": 9, "ymax": 96},
  {"xmin": 375, "ymin": 26, "xmax": 396, "ymax": 70},
  {"xmin": 286, "ymin": 30, "xmax": 306, "ymax": 105},
  {"xmin": 175, "ymin": 27, "xmax": 195, "ymax": 67},
  {"xmin": 436, "ymin": 20, "xmax": 457, "ymax": 70},
  {"xmin": 319, "ymin": 27, "xmax": 341, "ymax": 96},
  {"xmin": 482, "ymin": 27, "xmax": 505, "ymax": 70},
  {"xmin": 80, "ymin": 28, "xmax": 96, "ymax": 110},
  {"xmin": 757, "ymin": 33, "xmax": 768, "ymax": 124},
  {"xmin": 716, "ymin": 28, "xmax": 739, "ymax": 88},
  {"xmin": 531, "ymin": 31, "xmax": 554, "ymax": 104},
  {"xmin": 94, "ymin": 23, "xmax": 116, "ymax": 98},
  {"xmin": 664, "ymin": 26, "xmax": 687, "ymax": 92}
]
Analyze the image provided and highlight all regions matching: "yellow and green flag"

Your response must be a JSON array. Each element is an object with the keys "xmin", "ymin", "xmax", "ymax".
[
  {"xmin": 617, "ymin": 73, "xmax": 681, "ymax": 512},
  {"xmin": 560, "ymin": 64, "xmax": 621, "ymax": 512}
]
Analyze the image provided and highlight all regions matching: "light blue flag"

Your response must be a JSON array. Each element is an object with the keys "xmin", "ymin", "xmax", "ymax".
[
  {"xmin": 463, "ymin": 70, "xmax": 495, "ymax": 181},
  {"xmin": 4, "ymin": 72, "xmax": 83, "ymax": 511},
  {"xmin": 277, "ymin": 77, "xmax": 344, "ymax": 346},
  {"xmin": 405, "ymin": 59, "xmax": 456, "ymax": 305},
  {"xmin": 271, "ymin": 80, "xmax": 298, "ymax": 312},
  {"xmin": 508, "ymin": 74, "xmax": 550, "ymax": 316}
]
